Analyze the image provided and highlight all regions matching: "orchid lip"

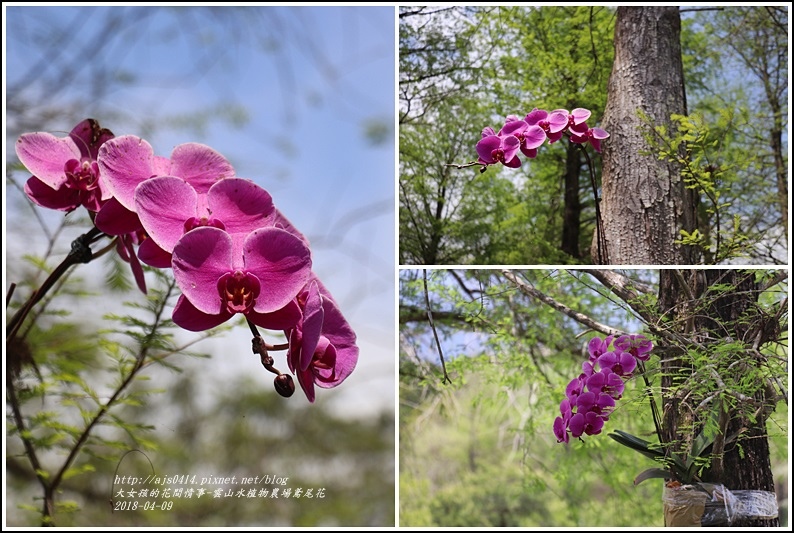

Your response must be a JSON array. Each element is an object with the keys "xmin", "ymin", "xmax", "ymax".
[{"xmin": 217, "ymin": 270, "xmax": 260, "ymax": 314}]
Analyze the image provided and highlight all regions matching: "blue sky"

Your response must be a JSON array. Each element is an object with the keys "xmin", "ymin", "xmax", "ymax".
[{"xmin": 3, "ymin": 6, "xmax": 396, "ymax": 416}]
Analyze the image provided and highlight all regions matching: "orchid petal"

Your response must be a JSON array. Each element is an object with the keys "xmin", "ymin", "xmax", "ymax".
[
  {"xmin": 23, "ymin": 176, "xmax": 80, "ymax": 211},
  {"xmin": 16, "ymin": 133, "xmax": 81, "ymax": 190},
  {"xmin": 135, "ymin": 176, "xmax": 199, "ymax": 252},
  {"xmin": 95, "ymin": 197, "xmax": 143, "ymax": 235},
  {"xmin": 172, "ymin": 294, "xmax": 232, "ymax": 332},
  {"xmin": 138, "ymin": 238, "xmax": 173, "ymax": 268},
  {"xmin": 168, "ymin": 142, "xmax": 235, "ymax": 194},
  {"xmin": 571, "ymin": 108, "xmax": 591, "ymax": 124},
  {"xmin": 312, "ymin": 276, "xmax": 358, "ymax": 386},
  {"xmin": 591, "ymin": 127, "xmax": 610, "ymax": 139},
  {"xmin": 501, "ymin": 135, "xmax": 521, "ymax": 162},
  {"xmin": 476, "ymin": 135, "xmax": 501, "ymax": 163},
  {"xmin": 69, "ymin": 118, "xmax": 114, "ymax": 160},
  {"xmin": 499, "ymin": 120, "xmax": 527, "ymax": 137},
  {"xmin": 98, "ymin": 135, "xmax": 159, "ymax": 211},
  {"xmin": 243, "ymin": 227, "xmax": 312, "ymax": 314},
  {"xmin": 523, "ymin": 125, "xmax": 547, "ymax": 150},
  {"xmin": 207, "ymin": 178, "xmax": 276, "ymax": 235},
  {"xmin": 172, "ymin": 227, "xmax": 234, "ymax": 314},
  {"xmin": 300, "ymin": 282, "xmax": 325, "ymax": 372},
  {"xmin": 524, "ymin": 108, "xmax": 548, "ymax": 126},
  {"xmin": 247, "ymin": 299, "xmax": 302, "ymax": 331},
  {"xmin": 548, "ymin": 111, "xmax": 570, "ymax": 133}
]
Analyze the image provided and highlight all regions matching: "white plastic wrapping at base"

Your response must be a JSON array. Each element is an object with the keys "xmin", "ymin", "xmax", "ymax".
[{"xmin": 663, "ymin": 483, "xmax": 778, "ymax": 527}]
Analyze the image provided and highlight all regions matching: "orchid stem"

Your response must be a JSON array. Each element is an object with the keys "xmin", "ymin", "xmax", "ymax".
[
  {"xmin": 6, "ymin": 227, "xmax": 105, "ymax": 344},
  {"xmin": 578, "ymin": 144, "xmax": 608, "ymax": 265},
  {"xmin": 245, "ymin": 319, "xmax": 288, "ymax": 351}
]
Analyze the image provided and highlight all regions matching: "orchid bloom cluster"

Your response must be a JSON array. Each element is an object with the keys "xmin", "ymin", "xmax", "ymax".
[
  {"xmin": 553, "ymin": 334, "xmax": 653, "ymax": 444},
  {"xmin": 476, "ymin": 107, "xmax": 609, "ymax": 169},
  {"xmin": 15, "ymin": 118, "xmax": 358, "ymax": 402}
]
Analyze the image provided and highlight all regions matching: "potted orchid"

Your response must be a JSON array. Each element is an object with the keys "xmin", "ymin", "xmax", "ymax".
[{"xmin": 552, "ymin": 333, "xmax": 772, "ymax": 527}]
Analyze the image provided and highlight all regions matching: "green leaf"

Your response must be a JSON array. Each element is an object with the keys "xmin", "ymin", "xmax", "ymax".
[
  {"xmin": 690, "ymin": 428, "xmax": 713, "ymax": 459},
  {"xmin": 608, "ymin": 430, "xmax": 664, "ymax": 459},
  {"xmin": 634, "ymin": 468, "xmax": 671, "ymax": 486}
]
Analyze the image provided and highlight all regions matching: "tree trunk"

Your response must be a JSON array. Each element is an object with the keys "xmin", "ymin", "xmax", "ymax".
[
  {"xmin": 657, "ymin": 269, "xmax": 780, "ymax": 527},
  {"xmin": 598, "ymin": 7, "xmax": 697, "ymax": 264}
]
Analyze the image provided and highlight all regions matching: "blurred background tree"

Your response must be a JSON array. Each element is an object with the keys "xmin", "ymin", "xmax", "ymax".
[{"xmin": 5, "ymin": 6, "xmax": 395, "ymax": 527}]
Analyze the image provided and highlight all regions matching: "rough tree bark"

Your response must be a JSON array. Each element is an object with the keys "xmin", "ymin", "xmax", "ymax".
[
  {"xmin": 657, "ymin": 269, "xmax": 780, "ymax": 527},
  {"xmin": 598, "ymin": 7, "xmax": 698, "ymax": 264}
]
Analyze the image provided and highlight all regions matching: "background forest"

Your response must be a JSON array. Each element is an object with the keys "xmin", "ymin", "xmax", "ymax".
[
  {"xmin": 399, "ymin": 6, "xmax": 788, "ymax": 265},
  {"xmin": 399, "ymin": 269, "xmax": 788, "ymax": 527},
  {"xmin": 5, "ymin": 6, "xmax": 394, "ymax": 527}
]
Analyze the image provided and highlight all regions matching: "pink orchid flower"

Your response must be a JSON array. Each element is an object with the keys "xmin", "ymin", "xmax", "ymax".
[
  {"xmin": 498, "ymin": 118, "xmax": 546, "ymax": 159},
  {"xmin": 569, "ymin": 122, "xmax": 610, "ymax": 153},
  {"xmin": 552, "ymin": 107, "xmax": 592, "ymax": 129},
  {"xmin": 597, "ymin": 350, "xmax": 637, "ymax": 377},
  {"xmin": 135, "ymin": 176, "xmax": 277, "ymax": 259},
  {"xmin": 613, "ymin": 334, "xmax": 653, "ymax": 361},
  {"xmin": 16, "ymin": 119, "xmax": 148, "ymax": 293},
  {"xmin": 525, "ymin": 108, "xmax": 569, "ymax": 143},
  {"xmin": 96, "ymin": 135, "xmax": 238, "ymax": 266},
  {"xmin": 476, "ymin": 134, "xmax": 522, "ymax": 168},
  {"xmin": 16, "ymin": 118, "xmax": 114, "ymax": 212},
  {"xmin": 98, "ymin": 135, "xmax": 234, "ymax": 211},
  {"xmin": 171, "ymin": 226, "xmax": 310, "ymax": 332},
  {"xmin": 286, "ymin": 277, "xmax": 359, "ymax": 402},
  {"xmin": 587, "ymin": 335, "xmax": 615, "ymax": 362}
]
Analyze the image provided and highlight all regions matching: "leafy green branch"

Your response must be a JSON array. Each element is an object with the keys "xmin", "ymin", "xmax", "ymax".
[
  {"xmin": 638, "ymin": 108, "xmax": 752, "ymax": 263},
  {"xmin": 7, "ymin": 268, "xmax": 222, "ymax": 526}
]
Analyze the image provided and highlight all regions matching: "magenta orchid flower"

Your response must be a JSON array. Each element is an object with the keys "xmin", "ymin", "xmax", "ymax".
[
  {"xmin": 553, "ymin": 108, "xmax": 591, "ymax": 129},
  {"xmin": 553, "ymin": 416, "xmax": 569, "ymax": 444},
  {"xmin": 286, "ymin": 277, "xmax": 359, "ymax": 403},
  {"xmin": 565, "ymin": 376, "xmax": 585, "ymax": 404},
  {"xmin": 554, "ymin": 334, "xmax": 653, "ymax": 444},
  {"xmin": 16, "ymin": 119, "xmax": 149, "ymax": 293},
  {"xmin": 98, "ymin": 136, "xmax": 234, "ymax": 212},
  {"xmin": 498, "ymin": 119, "xmax": 546, "ymax": 159},
  {"xmin": 597, "ymin": 350, "xmax": 637, "ymax": 377},
  {"xmin": 135, "ymin": 176, "xmax": 277, "ymax": 259},
  {"xmin": 581, "ymin": 360, "xmax": 595, "ymax": 378},
  {"xmin": 587, "ymin": 335, "xmax": 615, "ymax": 362},
  {"xmin": 170, "ymin": 226, "xmax": 310, "ymax": 332},
  {"xmin": 576, "ymin": 391, "xmax": 616, "ymax": 420},
  {"xmin": 525, "ymin": 108, "xmax": 568, "ymax": 143},
  {"xmin": 554, "ymin": 399, "xmax": 573, "ymax": 443},
  {"xmin": 569, "ymin": 410, "xmax": 604, "ymax": 438},
  {"xmin": 586, "ymin": 368, "xmax": 625, "ymax": 400},
  {"xmin": 17, "ymin": 119, "xmax": 114, "ymax": 212},
  {"xmin": 476, "ymin": 134, "xmax": 522, "ymax": 168},
  {"xmin": 95, "ymin": 135, "xmax": 239, "ymax": 266},
  {"xmin": 613, "ymin": 334, "xmax": 653, "ymax": 361},
  {"xmin": 569, "ymin": 122, "xmax": 610, "ymax": 153}
]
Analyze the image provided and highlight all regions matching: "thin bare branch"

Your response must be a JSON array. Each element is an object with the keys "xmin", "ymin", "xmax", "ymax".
[
  {"xmin": 577, "ymin": 269, "xmax": 657, "ymax": 323},
  {"xmin": 423, "ymin": 270, "xmax": 452, "ymax": 384},
  {"xmin": 501, "ymin": 270, "xmax": 628, "ymax": 337}
]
